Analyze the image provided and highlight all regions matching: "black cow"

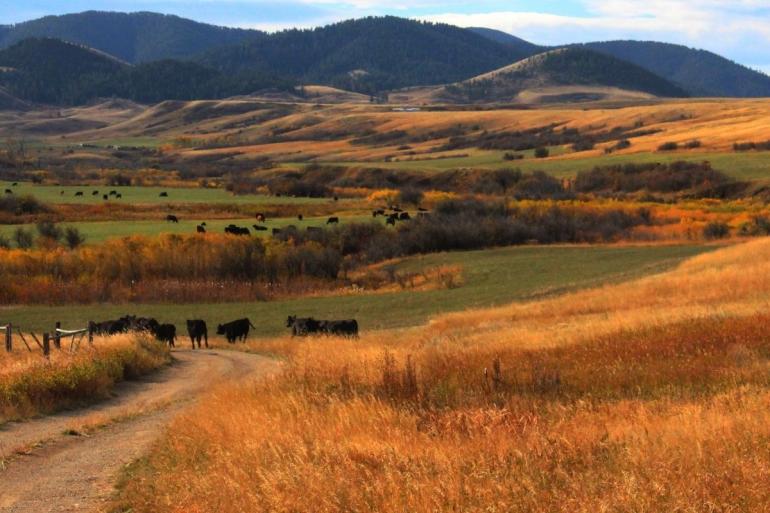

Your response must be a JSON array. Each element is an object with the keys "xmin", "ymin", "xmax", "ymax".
[
  {"xmin": 109, "ymin": 190, "xmax": 117, "ymax": 196},
  {"xmin": 327, "ymin": 217, "xmax": 339, "ymax": 225},
  {"xmin": 286, "ymin": 315, "xmax": 322, "ymax": 337},
  {"xmin": 11, "ymin": 182, "xmax": 17, "ymax": 187},
  {"xmin": 159, "ymin": 192, "xmax": 169, "ymax": 197},
  {"xmin": 186, "ymin": 320, "xmax": 208, "ymax": 349},
  {"xmin": 92, "ymin": 190, "xmax": 99, "ymax": 196},
  {"xmin": 225, "ymin": 225, "xmax": 250, "ymax": 236},
  {"xmin": 216, "ymin": 318, "xmax": 256, "ymax": 343},
  {"xmin": 103, "ymin": 194, "xmax": 109, "ymax": 200},
  {"xmin": 386, "ymin": 217, "xmax": 396, "ymax": 226},
  {"xmin": 60, "ymin": 191, "xmax": 64, "ymax": 195},
  {"xmin": 166, "ymin": 214, "xmax": 179, "ymax": 223},
  {"xmin": 322, "ymin": 319, "xmax": 359, "ymax": 338},
  {"xmin": 399, "ymin": 212, "xmax": 411, "ymax": 221},
  {"xmin": 4, "ymin": 189, "xmax": 11, "ymax": 195},
  {"xmin": 75, "ymin": 191, "xmax": 83, "ymax": 196},
  {"xmin": 116, "ymin": 193, "xmax": 122, "ymax": 199},
  {"xmin": 253, "ymin": 225, "xmax": 268, "ymax": 231},
  {"xmin": 201, "ymin": 222, "xmax": 207, "ymax": 226},
  {"xmin": 418, "ymin": 207, "xmax": 428, "ymax": 212},
  {"xmin": 298, "ymin": 214, "xmax": 304, "ymax": 221},
  {"xmin": 372, "ymin": 209, "xmax": 385, "ymax": 217},
  {"xmin": 197, "ymin": 225, "xmax": 206, "ymax": 233},
  {"xmin": 392, "ymin": 207, "xmax": 403, "ymax": 213},
  {"xmin": 153, "ymin": 323, "xmax": 176, "ymax": 347}
]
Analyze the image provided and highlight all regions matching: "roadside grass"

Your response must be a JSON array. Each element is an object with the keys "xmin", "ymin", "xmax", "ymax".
[
  {"xmin": 0, "ymin": 184, "xmax": 341, "ymax": 206},
  {"xmin": 1, "ymin": 243, "xmax": 712, "ymax": 336},
  {"xmin": 114, "ymin": 238, "xmax": 770, "ymax": 513},
  {"xmin": 0, "ymin": 334, "xmax": 170, "ymax": 423},
  {"xmin": 299, "ymin": 150, "xmax": 770, "ymax": 181}
]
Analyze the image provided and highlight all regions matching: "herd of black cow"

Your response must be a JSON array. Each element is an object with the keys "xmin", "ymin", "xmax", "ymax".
[{"xmin": 88, "ymin": 313, "xmax": 359, "ymax": 349}]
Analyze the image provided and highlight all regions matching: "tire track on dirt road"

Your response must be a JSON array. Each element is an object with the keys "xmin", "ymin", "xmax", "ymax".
[{"xmin": 0, "ymin": 349, "xmax": 278, "ymax": 513}]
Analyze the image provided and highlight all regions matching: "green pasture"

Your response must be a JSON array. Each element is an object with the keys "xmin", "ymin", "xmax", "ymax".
[
  {"xmin": 297, "ymin": 150, "xmax": 770, "ymax": 181},
  {"xmin": 0, "ymin": 184, "xmax": 341, "ymax": 206},
  {"xmin": 1, "ymin": 243, "xmax": 714, "ymax": 337}
]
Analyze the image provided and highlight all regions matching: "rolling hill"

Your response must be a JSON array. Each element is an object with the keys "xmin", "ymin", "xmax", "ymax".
[
  {"xmin": 467, "ymin": 27, "xmax": 543, "ymax": 56},
  {"xmin": 199, "ymin": 17, "xmax": 528, "ymax": 93},
  {"xmin": 0, "ymin": 38, "xmax": 294, "ymax": 105},
  {"xmin": 440, "ymin": 47, "xmax": 689, "ymax": 103},
  {"xmin": 0, "ymin": 11, "xmax": 257, "ymax": 63},
  {"xmin": 583, "ymin": 41, "xmax": 770, "ymax": 97}
]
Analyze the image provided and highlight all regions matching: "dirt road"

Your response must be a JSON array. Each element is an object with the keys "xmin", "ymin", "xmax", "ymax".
[{"xmin": 0, "ymin": 349, "xmax": 278, "ymax": 513}]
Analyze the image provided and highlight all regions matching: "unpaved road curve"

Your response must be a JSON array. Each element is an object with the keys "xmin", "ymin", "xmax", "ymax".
[{"xmin": 0, "ymin": 349, "xmax": 278, "ymax": 513}]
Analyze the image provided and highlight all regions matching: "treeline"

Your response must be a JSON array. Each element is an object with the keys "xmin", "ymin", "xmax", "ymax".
[
  {"xmin": 0, "ymin": 201, "xmax": 653, "ymax": 304},
  {"xmin": 574, "ymin": 161, "xmax": 745, "ymax": 197}
]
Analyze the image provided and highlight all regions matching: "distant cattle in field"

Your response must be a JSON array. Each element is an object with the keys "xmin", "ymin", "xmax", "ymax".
[
  {"xmin": 255, "ymin": 213, "xmax": 266, "ymax": 222},
  {"xmin": 386, "ymin": 217, "xmax": 396, "ymax": 226},
  {"xmin": 4, "ymin": 189, "xmax": 11, "ymax": 195},
  {"xmin": 75, "ymin": 191, "xmax": 83, "ymax": 196},
  {"xmin": 11, "ymin": 182, "xmax": 17, "ymax": 187},
  {"xmin": 418, "ymin": 207, "xmax": 428, "ymax": 212},
  {"xmin": 159, "ymin": 192, "xmax": 168, "ymax": 197},
  {"xmin": 322, "ymin": 319, "xmax": 359, "ymax": 338},
  {"xmin": 272, "ymin": 228, "xmax": 282, "ymax": 235},
  {"xmin": 225, "ymin": 225, "xmax": 250, "ymax": 236},
  {"xmin": 196, "ymin": 225, "xmax": 206, "ymax": 233},
  {"xmin": 253, "ymin": 224, "xmax": 268, "ymax": 231},
  {"xmin": 399, "ymin": 212, "xmax": 411, "ymax": 221},
  {"xmin": 298, "ymin": 214, "xmax": 303, "ymax": 221},
  {"xmin": 153, "ymin": 323, "xmax": 176, "ymax": 347},
  {"xmin": 286, "ymin": 315, "xmax": 322, "ymax": 336},
  {"xmin": 166, "ymin": 214, "xmax": 179, "ymax": 223},
  {"xmin": 372, "ymin": 209, "xmax": 385, "ymax": 217},
  {"xmin": 326, "ymin": 217, "xmax": 339, "ymax": 225},
  {"xmin": 92, "ymin": 190, "xmax": 99, "ymax": 196},
  {"xmin": 103, "ymin": 194, "xmax": 108, "ymax": 200},
  {"xmin": 216, "ymin": 318, "xmax": 255, "ymax": 343},
  {"xmin": 116, "ymin": 193, "xmax": 122, "ymax": 199},
  {"xmin": 333, "ymin": 196, "xmax": 339, "ymax": 201},
  {"xmin": 200, "ymin": 222, "xmax": 206, "ymax": 226},
  {"xmin": 391, "ymin": 207, "xmax": 403, "ymax": 213},
  {"xmin": 186, "ymin": 320, "xmax": 208, "ymax": 349},
  {"xmin": 109, "ymin": 190, "xmax": 117, "ymax": 196},
  {"xmin": 60, "ymin": 191, "xmax": 64, "ymax": 195}
]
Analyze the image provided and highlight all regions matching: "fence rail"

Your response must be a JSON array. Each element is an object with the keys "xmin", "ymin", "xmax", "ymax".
[{"xmin": 0, "ymin": 321, "xmax": 94, "ymax": 356}]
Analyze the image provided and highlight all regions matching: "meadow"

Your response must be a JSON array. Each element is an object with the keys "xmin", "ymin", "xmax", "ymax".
[
  {"xmin": 1, "ymin": 243, "xmax": 712, "ymax": 335},
  {"xmin": 115, "ymin": 238, "xmax": 770, "ymax": 513}
]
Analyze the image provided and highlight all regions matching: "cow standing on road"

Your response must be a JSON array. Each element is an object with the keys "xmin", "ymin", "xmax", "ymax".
[
  {"xmin": 186, "ymin": 320, "xmax": 208, "ymax": 349},
  {"xmin": 216, "ymin": 318, "xmax": 256, "ymax": 343}
]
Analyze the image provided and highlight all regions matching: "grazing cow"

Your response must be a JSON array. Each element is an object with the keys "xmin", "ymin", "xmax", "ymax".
[
  {"xmin": 323, "ymin": 319, "xmax": 359, "ymax": 338},
  {"xmin": 418, "ymin": 207, "xmax": 428, "ymax": 212},
  {"xmin": 159, "ymin": 192, "xmax": 168, "ymax": 197},
  {"xmin": 399, "ymin": 212, "xmax": 411, "ymax": 221},
  {"xmin": 4, "ymin": 189, "xmax": 11, "ymax": 195},
  {"xmin": 372, "ymin": 209, "xmax": 385, "ymax": 217},
  {"xmin": 166, "ymin": 214, "xmax": 179, "ymax": 223},
  {"xmin": 386, "ymin": 217, "xmax": 396, "ymax": 226},
  {"xmin": 255, "ymin": 213, "xmax": 266, "ymax": 223},
  {"xmin": 75, "ymin": 191, "xmax": 83, "ymax": 196},
  {"xmin": 153, "ymin": 323, "xmax": 176, "ymax": 347},
  {"xmin": 197, "ymin": 225, "xmax": 206, "ymax": 233},
  {"xmin": 327, "ymin": 217, "xmax": 339, "ymax": 225},
  {"xmin": 109, "ymin": 190, "xmax": 117, "ymax": 196},
  {"xmin": 216, "ymin": 318, "xmax": 256, "ymax": 343},
  {"xmin": 60, "ymin": 191, "xmax": 64, "ymax": 195},
  {"xmin": 272, "ymin": 228, "xmax": 282, "ymax": 235},
  {"xmin": 333, "ymin": 196, "xmax": 339, "ymax": 202},
  {"xmin": 225, "ymin": 225, "xmax": 250, "ymax": 236},
  {"xmin": 92, "ymin": 190, "xmax": 99, "ymax": 196},
  {"xmin": 286, "ymin": 315, "xmax": 322, "ymax": 337},
  {"xmin": 253, "ymin": 225, "xmax": 268, "ymax": 231},
  {"xmin": 103, "ymin": 194, "xmax": 109, "ymax": 200},
  {"xmin": 201, "ymin": 222, "xmax": 207, "ymax": 226},
  {"xmin": 11, "ymin": 182, "xmax": 17, "ymax": 187},
  {"xmin": 116, "ymin": 193, "xmax": 122, "ymax": 199},
  {"xmin": 298, "ymin": 214, "xmax": 303, "ymax": 221},
  {"xmin": 186, "ymin": 320, "xmax": 208, "ymax": 349}
]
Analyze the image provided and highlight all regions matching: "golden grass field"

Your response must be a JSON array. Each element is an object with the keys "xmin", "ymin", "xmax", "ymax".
[{"xmin": 115, "ymin": 238, "xmax": 770, "ymax": 512}]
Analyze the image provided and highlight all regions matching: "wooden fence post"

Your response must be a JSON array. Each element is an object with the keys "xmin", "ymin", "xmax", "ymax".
[
  {"xmin": 53, "ymin": 322, "xmax": 61, "ymax": 350},
  {"xmin": 88, "ymin": 322, "xmax": 94, "ymax": 345},
  {"xmin": 43, "ymin": 333, "xmax": 50, "ymax": 357},
  {"xmin": 5, "ymin": 323, "xmax": 11, "ymax": 353}
]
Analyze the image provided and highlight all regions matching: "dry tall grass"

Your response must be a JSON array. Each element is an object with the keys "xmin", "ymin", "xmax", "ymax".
[
  {"xmin": 0, "ymin": 334, "xmax": 169, "ymax": 422},
  {"xmin": 117, "ymin": 238, "xmax": 770, "ymax": 512}
]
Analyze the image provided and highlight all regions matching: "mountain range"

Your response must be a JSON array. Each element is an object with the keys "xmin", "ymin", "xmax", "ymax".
[{"xmin": 0, "ymin": 11, "xmax": 768, "ymax": 106}]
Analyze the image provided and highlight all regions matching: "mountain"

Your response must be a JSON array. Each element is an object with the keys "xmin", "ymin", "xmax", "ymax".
[
  {"xmin": 467, "ymin": 27, "xmax": 543, "ymax": 56},
  {"xmin": 0, "ymin": 11, "xmax": 257, "ymax": 63},
  {"xmin": 0, "ymin": 38, "xmax": 294, "ymax": 105},
  {"xmin": 199, "ymin": 16, "xmax": 527, "ymax": 93},
  {"xmin": 442, "ymin": 48, "xmax": 689, "ymax": 103},
  {"xmin": 583, "ymin": 41, "xmax": 770, "ymax": 97}
]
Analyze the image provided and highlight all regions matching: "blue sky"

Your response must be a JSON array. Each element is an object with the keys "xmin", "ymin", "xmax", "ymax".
[{"xmin": 2, "ymin": 0, "xmax": 769, "ymax": 72}]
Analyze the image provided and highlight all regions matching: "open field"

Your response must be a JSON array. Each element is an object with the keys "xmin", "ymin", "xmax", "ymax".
[
  {"xmin": 1, "ymin": 243, "xmax": 712, "ymax": 335},
  {"xmin": 0, "ymin": 183, "xmax": 341, "ymax": 206}
]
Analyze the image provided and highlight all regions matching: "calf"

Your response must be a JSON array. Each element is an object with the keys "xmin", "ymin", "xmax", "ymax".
[
  {"xmin": 216, "ymin": 318, "xmax": 256, "ymax": 343},
  {"xmin": 196, "ymin": 225, "xmax": 206, "ymax": 233},
  {"xmin": 92, "ymin": 190, "xmax": 99, "ymax": 196},
  {"xmin": 3, "ymin": 189, "xmax": 11, "ymax": 195},
  {"xmin": 186, "ymin": 320, "xmax": 208, "ymax": 349},
  {"xmin": 166, "ymin": 214, "xmax": 179, "ymax": 223},
  {"xmin": 75, "ymin": 191, "xmax": 83, "ymax": 197},
  {"xmin": 326, "ymin": 217, "xmax": 339, "ymax": 225}
]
